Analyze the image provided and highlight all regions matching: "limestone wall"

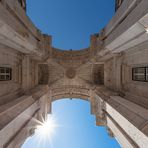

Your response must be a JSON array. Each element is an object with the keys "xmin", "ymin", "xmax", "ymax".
[
  {"xmin": 104, "ymin": 41, "xmax": 148, "ymax": 108},
  {"xmin": 122, "ymin": 42, "xmax": 148, "ymax": 108},
  {"xmin": 0, "ymin": 45, "xmax": 22, "ymax": 99},
  {"xmin": 0, "ymin": 46, "xmax": 40, "ymax": 107}
]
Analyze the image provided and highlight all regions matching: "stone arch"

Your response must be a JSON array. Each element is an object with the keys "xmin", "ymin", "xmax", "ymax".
[
  {"xmin": 47, "ymin": 86, "xmax": 107, "ymax": 127},
  {"xmin": 50, "ymin": 86, "xmax": 91, "ymax": 102}
]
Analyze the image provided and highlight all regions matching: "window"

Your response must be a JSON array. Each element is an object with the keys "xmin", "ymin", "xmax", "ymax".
[
  {"xmin": 0, "ymin": 67, "xmax": 12, "ymax": 81},
  {"xmin": 132, "ymin": 67, "xmax": 148, "ymax": 82}
]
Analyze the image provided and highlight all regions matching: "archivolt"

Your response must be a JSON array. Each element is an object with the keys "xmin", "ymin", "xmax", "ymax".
[{"xmin": 50, "ymin": 85, "xmax": 91, "ymax": 102}]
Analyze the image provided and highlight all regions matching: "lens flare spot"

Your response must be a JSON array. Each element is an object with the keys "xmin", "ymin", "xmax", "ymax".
[{"xmin": 36, "ymin": 115, "xmax": 58, "ymax": 139}]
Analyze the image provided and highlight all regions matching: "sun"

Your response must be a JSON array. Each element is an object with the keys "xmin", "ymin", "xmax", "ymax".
[{"xmin": 35, "ymin": 115, "xmax": 58, "ymax": 140}]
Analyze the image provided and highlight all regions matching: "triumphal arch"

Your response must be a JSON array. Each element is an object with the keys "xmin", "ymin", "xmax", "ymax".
[{"xmin": 0, "ymin": 0, "xmax": 148, "ymax": 147}]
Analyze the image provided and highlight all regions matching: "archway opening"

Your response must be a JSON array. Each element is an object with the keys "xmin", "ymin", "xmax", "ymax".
[{"xmin": 22, "ymin": 98, "xmax": 120, "ymax": 148}]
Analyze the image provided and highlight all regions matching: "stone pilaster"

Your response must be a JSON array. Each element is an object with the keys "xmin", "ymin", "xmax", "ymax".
[
  {"xmin": 22, "ymin": 55, "xmax": 31, "ymax": 91},
  {"xmin": 105, "ymin": 96, "xmax": 148, "ymax": 148}
]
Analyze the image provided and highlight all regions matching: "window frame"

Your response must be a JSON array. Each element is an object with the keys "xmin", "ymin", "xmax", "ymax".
[
  {"xmin": 132, "ymin": 67, "xmax": 148, "ymax": 82},
  {"xmin": 0, "ymin": 67, "xmax": 12, "ymax": 81}
]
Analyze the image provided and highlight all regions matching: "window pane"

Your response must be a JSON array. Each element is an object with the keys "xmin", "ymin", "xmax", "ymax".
[
  {"xmin": 0, "ymin": 75, "xmax": 5, "ymax": 80},
  {"xmin": 0, "ymin": 67, "xmax": 11, "ymax": 81},
  {"xmin": 6, "ymin": 68, "xmax": 10, "ymax": 73},
  {"xmin": 6, "ymin": 75, "xmax": 10, "ymax": 80},
  {"xmin": 0, "ymin": 68, "xmax": 5, "ymax": 73},
  {"xmin": 133, "ymin": 67, "xmax": 145, "ymax": 81}
]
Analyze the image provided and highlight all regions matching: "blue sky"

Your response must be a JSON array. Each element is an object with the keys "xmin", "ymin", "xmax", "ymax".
[
  {"xmin": 22, "ymin": 0, "xmax": 120, "ymax": 148},
  {"xmin": 26, "ymin": 0, "xmax": 115, "ymax": 50},
  {"xmin": 22, "ymin": 99, "xmax": 120, "ymax": 148}
]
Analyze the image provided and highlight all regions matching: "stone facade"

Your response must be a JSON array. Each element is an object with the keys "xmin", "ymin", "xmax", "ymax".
[{"xmin": 0, "ymin": 0, "xmax": 148, "ymax": 147}]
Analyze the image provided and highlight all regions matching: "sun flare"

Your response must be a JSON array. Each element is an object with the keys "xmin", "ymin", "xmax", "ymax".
[{"xmin": 35, "ymin": 115, "xmax": 58, "ymax": 140}]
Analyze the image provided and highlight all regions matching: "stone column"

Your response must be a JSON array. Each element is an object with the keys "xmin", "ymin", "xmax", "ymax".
[
  {"xmin": 0, "ymin": 95, "xmax": 39, "ymax": 148},
  {"xmin": 34, "ymin": 62, "xmax": 38, "ymax": 86},
  {"xmin": 47, "ymin": 89, "xmax": 52, "ymax": 114},
  {"xmin": 112, "ymin": 54, "xmax": 122, "ymax": 92},
  {"xmin": 105, "ymin": 96, "xmax": 148, "ymax": 148},
  {"xmin": 39, "ymin": 90, "xmax": 52, "ymax": 121},
  {"xmin": 90, "ymin": 89, "xmax": 106, "ymax": 126},
  {"xmin": 22, "ymin": 55, "xmax": 31, "ymax": 91}
]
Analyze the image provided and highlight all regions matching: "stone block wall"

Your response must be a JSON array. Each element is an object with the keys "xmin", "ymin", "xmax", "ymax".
[
  {"xmin": 104, "ymin": 41, "xmax": 148, "ymax": 108},
  {"xmin": 0, "ymin": 45, "xmax": 22, "ymax": 99}
]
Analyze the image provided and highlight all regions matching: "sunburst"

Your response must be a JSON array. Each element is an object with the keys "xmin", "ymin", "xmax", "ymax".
[{"xmin": 34, "ymin": 114, "xmax": 58, "ymax": 146}]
